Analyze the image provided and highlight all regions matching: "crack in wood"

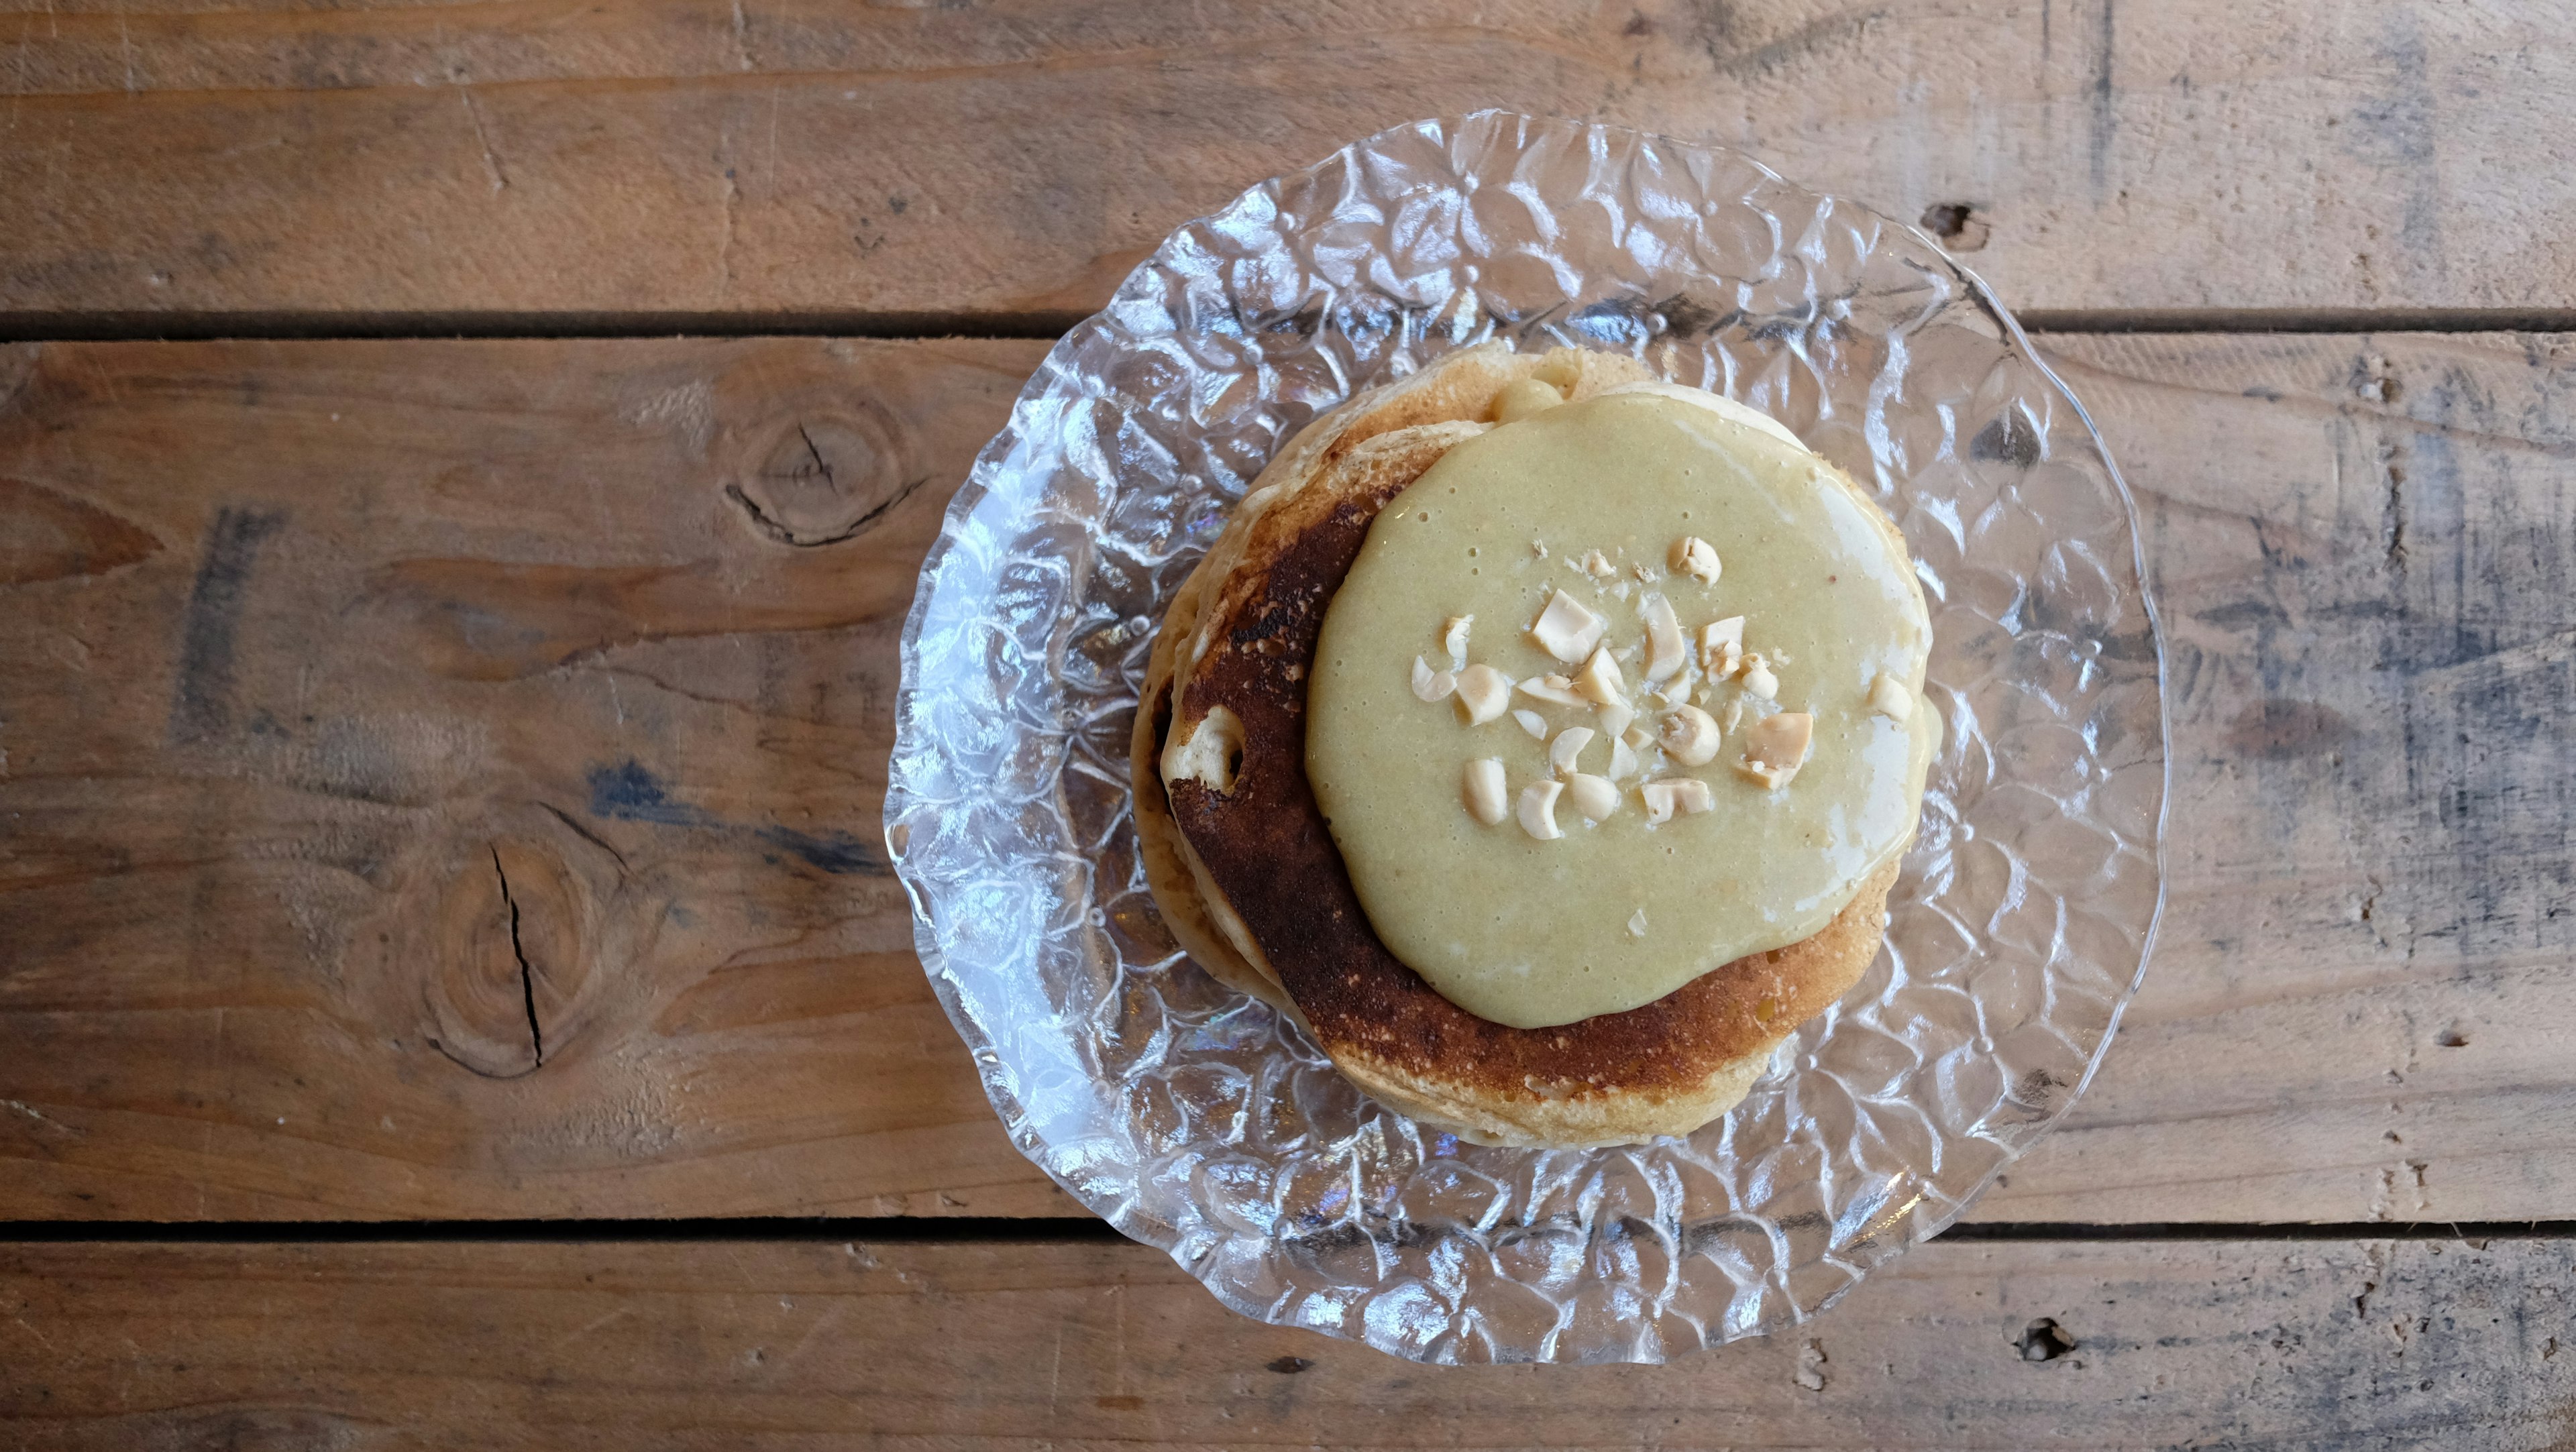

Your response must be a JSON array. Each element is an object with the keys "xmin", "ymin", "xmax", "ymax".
[
  {"xmin": 724, "ymin": 471, "xmax": 930, "ymax": 548},
  {"xmin": 490, "ymin": 846, "xmax": 544, "ymax": 1068}
]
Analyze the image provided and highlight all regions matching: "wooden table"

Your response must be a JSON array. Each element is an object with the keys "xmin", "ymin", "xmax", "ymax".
[{"xmin": 4, "ymin": 3, "xmax": 2573, "ymax": 1445}]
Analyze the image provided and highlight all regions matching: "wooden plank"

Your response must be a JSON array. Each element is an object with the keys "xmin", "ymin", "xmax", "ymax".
[
  {"xmin": 0, "ymin": 335, "xmax": 1068, "ymax": 1219},
  {"xmin": 5, "ymin": 1233, "xmax": 2573, "ymax": 1447},
  {"xmin": 3, "ymin": 331, "xmax": 2573, "ymax": 1225},
  {"xmin": 4, "ymin": 0, "xmax": 2573, "ymax": 322}
]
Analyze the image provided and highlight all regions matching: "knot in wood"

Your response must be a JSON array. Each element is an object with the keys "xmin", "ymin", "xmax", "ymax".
[{"xmin": 727, "ymin": 406, "xmax": 916, "ymax": 547}]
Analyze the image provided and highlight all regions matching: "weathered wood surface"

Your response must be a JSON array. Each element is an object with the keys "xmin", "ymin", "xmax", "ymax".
[
  {"xmin": 5, "ymin": 1233, "xmax": 2572, "ymax": 1448},
  {"xmin": 4, "ymin": 0, "xmax": 2572, "ymax": 323},
  {"xmin": 2, "ymin": 331, "xmax": 2572, "ymax": 1224}
]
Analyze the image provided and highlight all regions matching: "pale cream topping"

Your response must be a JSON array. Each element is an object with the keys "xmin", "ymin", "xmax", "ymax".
[{"xmin": 1307, "ymin": 385, "xmax": 1937, "ymax": 1028}]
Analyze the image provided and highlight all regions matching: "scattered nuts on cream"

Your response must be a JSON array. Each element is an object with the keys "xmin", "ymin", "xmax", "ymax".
[
  {"xmin": 1454, "ymin": 663, "xmax": 1513, "ymax": 725},
  {"xmin": 1699, "ymin": 615, "xmax": 1746, "ymax": 675},
  {"xmin": 1462, "ymin": 757, "xmax": 1509, "ymax": 826},
  {"xmin": 1442, "ymin": 614, "xmax": 1474, "ymax": 667},
  {"xmin": 1548, "ymin": 726, "xmax": 1596, "ymax": 776},
  {"xmin": 1737, "ymin": 710, "xmax": 1813, "ymax": 789},
  {"xmin": 1517, "ymin": 779, "xmax": 1566, "ymax": 840},
  {"xmin": 1410, "ymin": 655, "xmax": 1456, "ymax": 702},
  {"xmin": 1531, "ymin": 590, "xmax": 1608, "ymax": 663},
  {"xmin": 1670, "ymin": 535, "xmax": 1722, "ymax": 584},
  {"xmin": 1867, "ymin": 671, "xmax": 1914, "ymax": 722},
  {"xmin": 1573, "ymin": 646, "xmax": 1628, "ymax": 707},
  {"xmin": 1657, "ymin": 704, "xmax": 1721, "ymax": 765},
  {"xmin": 1512, "ymin": 708, "xmax": 1550, "ymax": 740},
  {"xmin": 1566, "ymin": 773, "xmax": 1620, "ymax": 822},
  {"xmin": 1642, "ymin": 593, "xmax": 1686, "ymax": 683}
]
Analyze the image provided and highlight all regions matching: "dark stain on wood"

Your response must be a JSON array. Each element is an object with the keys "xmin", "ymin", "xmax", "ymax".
[
  {"xmin": 166, "ymin": 503, "xmax": 282, "ymax": 744},
  {"xmin": 2226, "ymin": 699, "xmax": 2354, "ymax": 759},
  {"xmin": 0, "ymin": 477, "xmax": 163, "ymax": 585},
  {"xmin": 586, "ymin": 759, "xmax": 883, "ymax": 875}
]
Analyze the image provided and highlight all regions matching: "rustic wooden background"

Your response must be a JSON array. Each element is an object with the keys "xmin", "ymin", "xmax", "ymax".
[{"xmin": 5, "ymin": 1, "xmax": 2574, "ymax": 1445}]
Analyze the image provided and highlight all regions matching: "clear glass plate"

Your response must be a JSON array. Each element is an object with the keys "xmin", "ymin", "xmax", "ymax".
[{"xmin": 884, "ymin": 111, "xmax": 2167, "ymax": 1365}]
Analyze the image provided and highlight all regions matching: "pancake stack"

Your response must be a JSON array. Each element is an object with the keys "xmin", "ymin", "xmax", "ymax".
[{"xmin": 1130, "ymin": 343, "xmax": 1902, "ymax": 1148}]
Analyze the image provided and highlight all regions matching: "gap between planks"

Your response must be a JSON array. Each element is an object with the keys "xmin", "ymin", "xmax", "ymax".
[
  {"xmin": 5, "ymin": 308, "xmax": 2576, "ymax": 344},
  {"xmin": 3, "ymin": 1219, "xmax": 2573, "ymax": 1246}
]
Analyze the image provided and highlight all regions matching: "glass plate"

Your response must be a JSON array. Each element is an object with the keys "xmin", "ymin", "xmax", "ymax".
[{"xmin": 884, "ymin": 111, "xmax": 2167, "ymax": 1365}]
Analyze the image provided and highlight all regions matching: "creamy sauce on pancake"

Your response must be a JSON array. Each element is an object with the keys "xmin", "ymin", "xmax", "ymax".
[{"xmin": 1306, "ymin": 387, "xmax": 1935, "ymax": 1029}]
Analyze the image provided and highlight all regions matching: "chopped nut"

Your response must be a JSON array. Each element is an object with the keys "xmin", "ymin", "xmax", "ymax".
[
  {"xmin": 1512, "ymin": 708, "xmax": 1550, "ymax": 740},
  {"xmin": 1518, "ymin": 675, "xmax": 1589, "ymax": 708},
  {"xmin": 1573, "ymin": 647, "xmax": 1628, "ymax": 707},
  {"xmin": 1581, "ymin": 549, "xmax": 1618, "ymax": 580},
  {"xmin": 1165, "ymin": 706, "xmax": 1244, "ymax": 793},
  {"xmin": 1640, "ymin": 780, "xmax": 1678, "ymax": 826},
  {"xmin": 1410, "ymin": 655, "xmax": 1456, "ymax": 703},
  {"xmin": 1530, "ymin": 590, "xmax": 1608, "ymax": 663},
  {"xmin": 1462, "ymin": 758, "xmax": 1509, "ymax": 826},
  {"xmin": 1442, "ymin": 614, "xmax": 1474, "ymax": 669},
  {"xmin": 1699, "ymin": 616, "xmax": 1746, "ymax": 675},
  {"xmin": 1548, "ymin": 726, "xmax": 1596, "ymax": 776},
  {"xmin": 1620, "ymin": 723, "xmax": 1654, "ymax": 750},
  {"xmin": 1627, "ymin": 907, "xmax": 1649, "ymax": 937},
  {"xmin": 1609, "ymin": 736, "xmax": 1640, "ymax": 781},
  {"xmin": 1532, "ymin": 539, "xmax": 1548, "ymax": 559},
  {"xmin": 1658, "ymin": 704, "xmax": 1721, "ymax": 765},
  {"xmin": 1491, "ymin": 376, "xmax": 1565, "ymax": 423},
  {"xmin": 1741, "ymin": 658, "xmax": 1780, "ymax": 699},
  {"xmin": 1868, "ymin": 671, "xmax": 1914, "ymax": 722},
  {"xmin": 1670, "ymin": 535, "xmax": 1723, "ymax": 584},
  {"xmin": 1641, "ymin": 593, "xmax": 1686, "ymax": 683},
  {"xmin": 1609, "ymin": 580, "xmax": 1633, "ymax": 603},
  {"xmin": 1454, "ymin": 663, "xmax": 1513, "ymax": 725},
  {"xmin": 1738, "ymin": 711, "xmax": 1813, "ymax": 789},
  {"xmin": 1566, "ymin": 773, "xmax": 1619, "ymax": 822},
  {"xmin": 1516, "ymin": 779, "xmax": 1565, "ymax": 840},
  {"xmin": 1633, "ymin": 563, "xmax": 1656, "ymax": 583},
  {"xmin": 1655, "ymin": 777, "xmax": 1716, "ymax": 816},
  {"xmin": 1597, "ymin": 700, "xmax": 1635, "ymax": 741},
  {"xmin": 1721, "ymin": 697, "xmax": 1745, "ymax": 732}
]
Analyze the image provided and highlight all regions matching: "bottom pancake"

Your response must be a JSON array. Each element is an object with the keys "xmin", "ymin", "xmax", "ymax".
[{"xmin": 1134, "ymin": 343, "xmax": 1901, "ymax": 1147}]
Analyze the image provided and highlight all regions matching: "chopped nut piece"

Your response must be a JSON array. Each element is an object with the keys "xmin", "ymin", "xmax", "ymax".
[
  {"xmin": 1442, "ymin": 614, "xmax": 1474, "ymax": 668},
  {"xmin": 1453, "ymin": 663, "xmax": 1513, "ymax": 725},
  {"xmin": 1548, "ymin": 726, "xmax": 1596, "ymax": 776},
  {"xmin": 1741, "ymin": 659, "xmax": 1780, "ymax": 699},
  {"xmin": 1597, "ymin": 700, "xmax": 1635, "ymax": 741},
  {"xmin": 1642, "ymin": 593, "xmax": 1687, "ymax": 683},
  {"xmin": 1512, "ymin": 708, "xmax": 1550, "ymax": 740},
  {"xmin": 1530, "ymin": 590, "xmax": 1608, "ymax": 663},
  {"xmin": 1490, "ymin": 377, "xmax": 1565, "ymax": 423},
  {"xmin": 1581, "ymin": 548, "xmax": 1617, "ymax": 579},
  {"xmin": 1620, "ymin": 723, "xmax": 1654, "ymax": 750},
  {"xmin": 1165, "ymin": 706, "xmax": 1244, "ymax": 793},
  {"xmin": 1721, "ymin": 697, "xmax": 1745, "ymax": 732},
  {"xmin": 1660, "ymin": 777, "xmax": 1716, "ymax": 815},
  {"xmin": 1658, "ymin": 704, "xmax": 1722, "ymax": 765},
  {"xmin": 1627, "ymin": 907, "xmax": 1650, "ymax": 937},
  {"xmin": 1566, "ymin": 773, "xmax": 1619, "ymax": 822},
  {"xmin": 1609, "ymin": 737, "xmax": 1640, "ymax": 781},
  {"xmin": 1699, "ymin": 616, "xmax": 1746, "ymax": 675},
  {"xmin": 1867, "ymin": 671, "xmax": 1914, "ymax": 722},
  {"xmin": 1739, "ymin": 711, "xmax": 1813, "ymax": 789},
  {"xmin": 1532, "ymin": 539, "xmax": 1548, "ymax": 559},
  {"xmin": 1670, "ymin": 535, "xmax": 1723, "ymax": 584},
  {"xmin": 1517, "ymin": 779, "xmax": 1566, "ymax": 840},
  {"xmin": 1572, "ymin": 647, "xmax": 1628, "ymax": 707},
  {"xmin": 1462, "ymin": 758, "xmax": 1509, "ymax": 826},
  {"xmin": 1632, "ymin": 562, "xmax": 1656, "ymax": 583},
  {"xmin": 1410, "ymin": 655, "xmax": 1456, "ymax": 703},
  {"xmin": 1518, "ymin": 675, "xmax": 1589, "ymax": 708},
  {"xmin": 1640, "ymin": 780, "xmax": 1678, "ymax": 826}
]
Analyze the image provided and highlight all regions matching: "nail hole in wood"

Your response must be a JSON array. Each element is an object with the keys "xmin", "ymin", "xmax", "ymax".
[
  {"xmin": 2017, "ymin": 1318, "xmax": 2076, "ymax": 1362},
  {"xmin": 1919, "ymin": 202, "xmax": 1991, "ymax": 252}
]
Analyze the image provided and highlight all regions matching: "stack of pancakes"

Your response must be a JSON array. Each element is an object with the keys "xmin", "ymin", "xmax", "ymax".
[{"xmin": 1130, "ymin": 343, "xmax": 1897, "ymax": 1148}]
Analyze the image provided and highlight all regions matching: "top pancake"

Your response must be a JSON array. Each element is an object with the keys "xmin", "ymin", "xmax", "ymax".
[{"xmin": 1131, "ymin": 343, "xmax": 1898, "ymax": 1146}]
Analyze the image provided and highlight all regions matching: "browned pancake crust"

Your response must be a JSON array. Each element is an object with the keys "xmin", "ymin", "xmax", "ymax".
[{"xmin": 1159, "ymin": 424, "xmax": 1886, "ymax": 1106}]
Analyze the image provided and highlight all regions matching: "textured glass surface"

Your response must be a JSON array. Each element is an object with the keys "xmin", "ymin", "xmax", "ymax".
[{"xmin": 885, "ymin": 112, "xmax": 2167, "ymax": 1365}]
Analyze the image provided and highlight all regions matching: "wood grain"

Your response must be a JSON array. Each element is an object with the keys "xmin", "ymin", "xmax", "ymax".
[
  {"xmin": 3, "ymin": 331, "xmax": 2572, "ymax": 1225},
  {"xmin": 3, "ymin": 0, "xmax": 2571, "ymax": 323},
  {"xmin": 6, "ymin": 1233, "xmax": 2574, "ymax": 1448}
]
